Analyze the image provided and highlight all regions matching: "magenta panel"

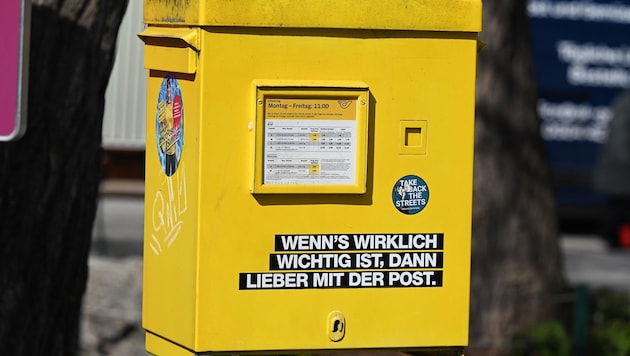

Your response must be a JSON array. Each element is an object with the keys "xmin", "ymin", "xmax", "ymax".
[{"xmin": 0, "ymin": 1, "xmax": 25, "ymax": 139}]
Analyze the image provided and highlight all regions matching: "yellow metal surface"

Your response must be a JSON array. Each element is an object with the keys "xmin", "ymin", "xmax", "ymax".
[
  {"xmin": 139, "ymin": 27, "xmax": 199, "ymax": 74},
  {"xmin": 143, "ymin": 70, "xmax": 201, "ymax": 350},
  {"xmin": 143, "ymin": 0, "xmax": 482, "ymax": 32},
  {"xmin": 146, "ymin": 333, "xmax": 195, "ymax": 356},
  {"xmin": 142, "ymin": 2, "xmax": 480, "ymax": 355}
]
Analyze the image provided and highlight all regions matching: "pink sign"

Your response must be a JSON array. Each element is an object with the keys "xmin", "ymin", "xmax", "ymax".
[{"xmin": 0, "ymin": 1, "xmax": 29, "ymax": 141}]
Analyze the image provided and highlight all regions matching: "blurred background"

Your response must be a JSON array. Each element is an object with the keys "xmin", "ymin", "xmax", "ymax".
[{"xmin": 82, "ymin": 0, "xmax": 630, "ymax": 355}]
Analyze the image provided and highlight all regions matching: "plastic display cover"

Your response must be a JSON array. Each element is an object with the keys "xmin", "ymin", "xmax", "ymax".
[{"xmin": 252, "ymin": 82, "xmax": 369, "ymax": 194}]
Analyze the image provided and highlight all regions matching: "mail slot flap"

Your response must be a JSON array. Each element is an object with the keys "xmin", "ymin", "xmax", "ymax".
[{"xmin": 138, "ymin": 27, "xmax": 199, "ymax": 74}]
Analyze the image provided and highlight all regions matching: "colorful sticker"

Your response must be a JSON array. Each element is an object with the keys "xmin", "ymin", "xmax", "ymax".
[
  {"xmin": 156, "ymin": 75, "xmax": 184, "ymax": 177},
  {"xmin": 392, "ymin": 175, "xmax": 429, "ymax": 215}
]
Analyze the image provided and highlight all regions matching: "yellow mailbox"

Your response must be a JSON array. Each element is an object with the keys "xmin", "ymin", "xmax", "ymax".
[{"xmin": 140, "ymin": 1, "xmax": 481, "ymax": 355}]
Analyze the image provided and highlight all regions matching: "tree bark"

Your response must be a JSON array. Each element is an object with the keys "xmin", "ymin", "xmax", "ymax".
[
  {"xmin": 0, "ymin": 1, "xmax": 127, "ymax": 354},
  {"xmin": 469, "ymin": 0, "xmax": 565, "ymax": 354}
]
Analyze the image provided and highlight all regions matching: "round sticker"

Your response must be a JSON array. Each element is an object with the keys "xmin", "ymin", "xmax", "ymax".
[
  {"xmin": 392, "ymin": 175, "xmax": 430, "ymax": 215},
  {"xmin": 156, "ymin": 75, "xmax": 184, "ymax": 177}
]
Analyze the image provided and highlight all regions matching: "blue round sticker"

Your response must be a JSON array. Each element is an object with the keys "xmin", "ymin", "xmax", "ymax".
[{"xmin": 392, "ymin": 175, "xmax": 430, "ymax": 215}]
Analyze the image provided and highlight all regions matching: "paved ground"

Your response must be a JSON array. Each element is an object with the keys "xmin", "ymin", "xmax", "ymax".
[
  {"xmin": 81, "ymin": 195, "xmax": 630, "ymax": 355},
  {"xmin": 83, "ymin": 196, "xmax": 145, "ymax": 356}
]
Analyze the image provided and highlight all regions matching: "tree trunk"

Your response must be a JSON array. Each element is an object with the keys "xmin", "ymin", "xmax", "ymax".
[
  {"xmin": 469, "ymin": 0, "xmax": 565, "ymax": 354},
  {"xmin": 0, "ymin": 1, "xmax": 127, "ymax": 354}
]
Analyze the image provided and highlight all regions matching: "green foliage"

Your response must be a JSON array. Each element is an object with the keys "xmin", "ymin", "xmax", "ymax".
[
  {"xmin": 589, "ymin": 289, "xmax": 630, "ymax": 355},
  {"xmin": 511, "ymin": 320, "xmax": 570, "ymax": 356},
  {"xmin": 589, "ymin": 320, "xmax": 630, "ymax": 355},
  {"xmin": 509, "ymin": 289, "xmax": 630, "ymax": 355},
  {"xmin": 591, "ymin": 289, "xmax": 630, "ymax": 324}
]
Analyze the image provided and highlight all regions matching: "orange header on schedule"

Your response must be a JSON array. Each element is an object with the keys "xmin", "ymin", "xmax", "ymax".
[{"xmin": 265, "ymin": 98, "xmax": 357, "ymax": 120}]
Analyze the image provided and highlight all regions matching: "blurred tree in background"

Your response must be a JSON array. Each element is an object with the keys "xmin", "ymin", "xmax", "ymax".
[
  {"xmin": 469, "ymin": 0, "xmax": 566, "ymax": 354},
  {"xmin": 0, "ymin": 1, "xmax": 127, "ymax": 354}
]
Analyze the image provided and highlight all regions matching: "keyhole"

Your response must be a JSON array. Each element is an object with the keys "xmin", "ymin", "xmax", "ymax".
[
  {"xmin": 333, "ymin": 319, "xmax": 344, "ymax": 333},
  {"xmin": 327, "ymin": 311, "xmax": 346, "ymax": 342}
]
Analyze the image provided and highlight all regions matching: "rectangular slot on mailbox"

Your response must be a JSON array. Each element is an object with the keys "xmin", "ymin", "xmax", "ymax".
[
  {"xmin": 405, "ymin": 127, "xmax": 423, "ymax": 146},
  {"xmin": 400, "ymin": 120, "xmax": 427, "ymax": 155}
]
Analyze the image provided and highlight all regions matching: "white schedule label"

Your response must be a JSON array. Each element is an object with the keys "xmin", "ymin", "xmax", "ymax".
[{"xmin": 264, "ymin": 98, "xmax": 358, "ymax": 185}]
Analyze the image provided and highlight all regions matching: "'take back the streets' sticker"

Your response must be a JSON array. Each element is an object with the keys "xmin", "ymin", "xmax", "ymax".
[{"xmin": 392, "ymin": 175, "xmax": 429, "ymax": 215}]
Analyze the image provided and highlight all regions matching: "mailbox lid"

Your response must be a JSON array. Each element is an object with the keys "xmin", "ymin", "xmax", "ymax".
[{"xmin": 143, "ymin": 0, "xmax": 482, "ymax": 33}]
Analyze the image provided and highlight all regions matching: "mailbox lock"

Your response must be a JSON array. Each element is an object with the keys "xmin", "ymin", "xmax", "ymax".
[{"xmin": 327, "ymin": 311, "xmax": 346, "ymax": 342}]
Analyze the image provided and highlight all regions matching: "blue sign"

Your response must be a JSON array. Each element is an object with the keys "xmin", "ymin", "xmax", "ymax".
[{"xmin": 528, "ymin": 0, "xmax": 630, "ymax": 211}]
